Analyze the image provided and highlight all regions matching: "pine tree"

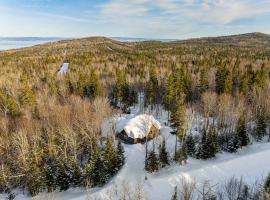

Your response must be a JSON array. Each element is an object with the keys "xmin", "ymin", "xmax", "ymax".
[
  {"xmin": 159, "ymin": 140, "xmax": 169, "ymax": 167},
  {"xmin": 236, "ymin": 114, "xmax": 249, "ymax": 147},
  {"xmin": 240, "ymin": 73, "xmax": 249, "ymax": 96},
  {"xmin": 254, "ymin": 63, "xmax": 267, "ymax": 89},
  {"xmin": 19, "ymin": 84, "xmax": 37, "ymax": 107},
  {"xmin": 69, "ymin": 158, "xmax": 82, "ymax": 187},
  {"xmin": 199, "ymin": 67, "xmax": 209, "ymax": 95},
  {"xmin": 215, "ymin": 64, "xmax": 232, "ymax": 94},
  {"xmin": 84, "ymin": 146, "xmax": 107, "ymax": 186},
  {"xmin": 185, "ymin": 134, "xmax": 196, "ymax": 157},
  {"xmin": 145, "ymin": 149, "xmax": 159, "ymax": 173},
  {"xmin": 232, "ymin": 59, "xmax": 241, "ymax": 96},
  {"xmin": 165, "ymin": 73, "xmax": 176, "ymax": 112},
  {"xmin": 198, "ymin": 126, "xmax": 218, "ymax": 159},
  {"xmin": 256, "ymin": 108, "xmax": 267, "ymax": 141},
  {"xmin": 26, "ymin": 163, "xmax": 46, "ymax": 196},
  {"xmin": 172, "ymin": 96, "xmax": 187, "ymax": 159},
  {"xmin": 86, "ymin": 69, "xmax": 100, "ymax": 99},
  {"xmin": 56, "ymin": 159, "xmax": 70, "ymax": 191},
  {"xmin": 177, "ymin": 143, "xmax": 188, "ymax": 165},
  {"xmin": 116, "ymin": 140, "xmax": 125, "ymax": 169},
  {"xmin": 44, "ymin": 156, "xmax": 58, "ymax": 192},
  {"xmin": 145, "ymin": 67, "xmax": 159, "ymax": 106},
  {"xmin": 103, "ymin": 137, "xmax": 118, "ymax": 178},
  {"xmin": 225, "ymin": 133, "xmax": 240, "ymax": 153}
]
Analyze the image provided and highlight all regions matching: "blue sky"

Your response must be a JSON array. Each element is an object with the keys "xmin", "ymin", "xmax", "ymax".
[{"xmin": 0, "ymin": 0, "xmax": 270, "ymax": 39}]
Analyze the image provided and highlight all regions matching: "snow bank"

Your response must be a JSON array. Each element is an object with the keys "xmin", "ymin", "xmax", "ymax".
[
  {"xmin": 116, "ymin": 114, "xmax": 161, "ymax": 139},
  {"xmin": 58, "ymin": 63, "xmax": 69, "ymax": 74}
]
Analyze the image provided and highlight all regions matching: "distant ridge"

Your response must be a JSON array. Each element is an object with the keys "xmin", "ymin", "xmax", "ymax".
[{"xmin": 175, "ymin": 32, "xmax": 270, "ymax": 46}]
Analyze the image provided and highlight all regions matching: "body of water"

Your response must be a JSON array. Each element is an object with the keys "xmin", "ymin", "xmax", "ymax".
[{"xmin": 0, "ymin": 37, "xmax": 64, "ymax": 51}]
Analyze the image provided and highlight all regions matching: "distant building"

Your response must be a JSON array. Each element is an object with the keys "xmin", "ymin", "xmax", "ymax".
[{"xmin": 116, "ymin": 114, "xmax": 161, "ymax": 144}]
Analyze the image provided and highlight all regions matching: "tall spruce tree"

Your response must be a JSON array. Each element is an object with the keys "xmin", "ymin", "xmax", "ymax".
[
  {"xmin": 256, "ymin": 108, "xmax": 267, "ymax": 141},
  {"xmin": 103, "ymin": 137, "xmax": 118, "ymax": 177},
  {"xmin": 159, "ymin": 140, "xmax": 169, "ymax": 167},
  {"xmin": 172, "ymin": 96, "xmax": 187, "ymax": 159},
  {"xmin": 116, "ymin": 141, "xmax": 125, "ymax": 169},
  {"xmin": 215, "ymin": 64, "xmax": 232, "ymax": 94},
  {"xmin": 236, "ymin": 114, "xmax": 249, "ymax": 147},
  {"xmin": 185, "ymin": 134, "xmax": 196, "ymax": 157},
  {"xmin": 145, "ymin": 149, "xmax": 159, "ymax": 173},
  {"xmin": 56, "ymin": 159, "xmax": 70, "ymax": 191},
  {"xmin": 145, "ymin": 67, "xmax": 159, "ymax": 106},
  {"xmin": 69, "ymin": 158, "xmax": 82, "ymax": 187},
  {"xmin": 26, "ymin": 163, "xmax": 46, "ymax": 196},
  {"xmin": 44, "ymin": 156, "xmax": 58, "ymax": 192},
  {"xmin": 199, "ymin": 67, "xmax": 209, "ymax": 95}
]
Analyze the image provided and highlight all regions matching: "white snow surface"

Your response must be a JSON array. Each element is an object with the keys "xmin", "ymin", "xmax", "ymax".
[
  {"xmin": 115, "ymin": 114, "xmax": 161, "ymax": 139},
  {"xmin": 58, "ymin": 63, "xmax": 69, "ymax": 74}
]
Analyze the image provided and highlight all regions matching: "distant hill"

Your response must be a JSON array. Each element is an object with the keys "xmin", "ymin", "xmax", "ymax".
[{"xmin": 177, "ymin": 32, "xmax": 270, "ymax": 47}]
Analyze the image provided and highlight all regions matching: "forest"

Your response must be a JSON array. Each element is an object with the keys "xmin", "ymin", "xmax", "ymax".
[{"xmin": 0, "ymin": 33, "xmax": 270, "ymax": 199}]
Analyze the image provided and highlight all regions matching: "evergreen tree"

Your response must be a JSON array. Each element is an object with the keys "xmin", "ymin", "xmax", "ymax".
[
  {"xmin": 159, "ymin": 140, "xmax": 169, "ymax": 167},
  {"xmin": 236, "ymin": 114, "xmax": 249, "ymax": 147},
  {"xmin": 103, "ymin": 137, "xmax": 118, "ymax": 177},
  {"xmin": 171, "ymin": 96, "xmax": 187, "ymax": 159},
  {"xmin": 256, "ymin": 108, "xmax": 267, "ymax": 141},
  {"xmin": 223, "ymin": 133, "xmax": 239, "ymax": 153},
  {"xmin": 145, "ymin": 149, "xmax": 159, "ymax": 173},
  {"xmin": 69, "ymin": 158, "xmax": 82, "ymax": 187},
  {"xmin": 26, "ymin": 163, "xmax": 46, "ymax": 196},
  {"xmin": 84, "ymin": 146, "xmax": 107, "ymax": 186},
  {"xmin": 165, "ymin": 73, "xmax": 176, "ymax": 112},
  {"xmin": 199, "ymin": 67, "xmax": 209, "ymax": 95},
  {"xmin": 198, "ymin": 126, "xmax": 218, "ymax": 159},
  {"xmin": 232, "ymin": 59, "xmax": 241, "ymax": 96},
  {"xmin": 177, "ymin": 143, "xmax": 188, "ymax": 165},
  {"xmin": 116, "ymin": 140, "xmax": 125, "ymax": 169},
  {"xmin": 254, "ymin": 63, "xmax": 267, "ymax": 89},
  {"xmin": 19, "ymin": 84, "xmax": 37, "ymax": 107},
  {"xmin": 215, "ymin": 64, "xmax": 232, "ymax": 94},
  {"xmin": 240, "ymin": 73, "xmax": 249, "ymax": 96},
  {"xmin": 185, "ymin": 134, "xmax": 196, "ymax": 157},
  {"xmin": 44, "ymin": 156, "xmax": 58, "ymax": 192},
  {"xmin": 56, "ymin": 159, "xmax": 70, "ymax": 191},
  {"xmin": 87, "ymin": 69, "xmax": 100, "ymax": 99},
  {"xmin": 145, "ymin": 67, "xmax": 159, "ymax": 106}
]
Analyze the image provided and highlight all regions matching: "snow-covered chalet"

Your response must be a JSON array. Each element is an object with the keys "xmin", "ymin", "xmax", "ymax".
[{"xmin": 116, "ymin": 114, "xmax": 161, "ymax": 144}]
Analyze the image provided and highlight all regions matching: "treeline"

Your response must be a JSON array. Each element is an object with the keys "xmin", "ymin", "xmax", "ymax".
[
  {"xmin": 171, "ymin": 175, "xmax": 270, "ymax": 200},
  {"xmin": 0, "ymin": 137, "xmax": 125, "ymax": 197}
]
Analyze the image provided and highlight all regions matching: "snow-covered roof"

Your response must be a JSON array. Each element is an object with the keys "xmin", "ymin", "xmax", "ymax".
[
  {"xmin": 116, "ymin": 114, "xmax": 161, "ymax": 139},
  {"xmin": 58, "ymin": 63, "xmax": 69, "ymax": 74}
]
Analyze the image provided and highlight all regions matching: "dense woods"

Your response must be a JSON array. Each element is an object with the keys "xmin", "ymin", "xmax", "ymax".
[{"xmin": 0, "ymin": 33, "xmax": 270, "ymax": 198}]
